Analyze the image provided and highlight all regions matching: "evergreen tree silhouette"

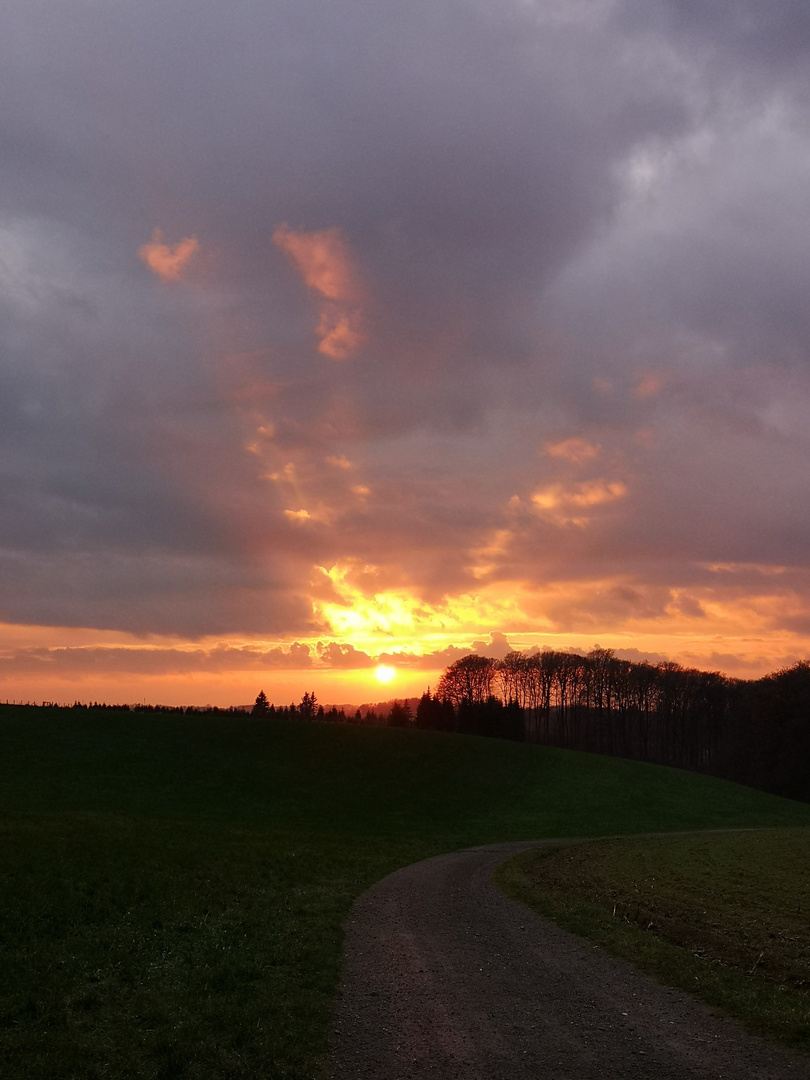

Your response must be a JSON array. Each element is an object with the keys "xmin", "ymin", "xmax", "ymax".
[{"xmin": 252, "ymin": 690, "xmax": 270, "ymax": 716}]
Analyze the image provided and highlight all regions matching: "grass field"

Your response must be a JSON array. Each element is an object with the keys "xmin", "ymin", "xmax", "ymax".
[
  {"xmin": 3, "ymin": 706, "xmax": 810, "ymax": 1079},
  {"xmin": 497, "ymin": 828, "xmax": 810, "ymax": 1052}
]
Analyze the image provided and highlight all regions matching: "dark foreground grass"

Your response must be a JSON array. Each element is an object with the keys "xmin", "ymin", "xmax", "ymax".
[
  {"xmin": 3, "ymin": 706, "xmax": 810, "ymax": 1079},
  {"xmin": 497, "ymin": 828, "xmax": 810, "ymax": 1052}
]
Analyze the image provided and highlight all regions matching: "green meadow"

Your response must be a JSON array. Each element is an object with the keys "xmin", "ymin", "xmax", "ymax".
[{"xmin": 2, "ymin": 706, "xmax": 810, "ymax": 1079}]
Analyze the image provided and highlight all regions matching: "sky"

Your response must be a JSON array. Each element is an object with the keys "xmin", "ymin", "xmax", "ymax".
[{"xmin": 3, "ymin": 0, "xmax": 810, "ymax": 707}]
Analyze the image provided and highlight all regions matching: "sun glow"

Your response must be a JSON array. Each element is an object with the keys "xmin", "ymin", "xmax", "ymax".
[
  {"xmin": 312, "ymin": 561, "xmax": 532, "ymax": 655},
  {"xmin": 375, "ymin": 664, "xmax": 396, "ymax": 684}
]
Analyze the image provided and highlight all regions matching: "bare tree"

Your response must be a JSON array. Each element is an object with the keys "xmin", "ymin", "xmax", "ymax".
[{"xmin": 437, "ymin": 654, "xmax": 496, "ymax": 706}]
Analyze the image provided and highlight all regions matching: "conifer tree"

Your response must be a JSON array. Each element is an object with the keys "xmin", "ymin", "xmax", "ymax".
[{"xmin": 252, "ymin": 690, "xmax": 270, "ymax": 716}]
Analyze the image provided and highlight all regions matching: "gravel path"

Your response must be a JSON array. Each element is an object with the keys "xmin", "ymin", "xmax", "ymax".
[{"xmin": 327, "ymin": 841, "xmax": 810, "ymax": 1079}]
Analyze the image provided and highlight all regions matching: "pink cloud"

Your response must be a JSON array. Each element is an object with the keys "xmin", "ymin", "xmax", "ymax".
[
  {"xmin": 272, "ymin": 224, "xmax": 365, "ymax": 358},
  {"xmin": 138, "ymin": 228, "xmax": 199, "ymax": 281},
  {"xmin": 543, "ymin": 437, "xmax": 601, "ymax": 464}
]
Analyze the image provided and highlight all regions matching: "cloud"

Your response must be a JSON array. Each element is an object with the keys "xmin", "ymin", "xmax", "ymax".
[
  {"xmin": 376, "ymin": 646, "xmax": 469, "ymax": 670},
  {"xmin": 3, "ymin": 0, "xmax": 810, "ymax": 694},
  {"xmin": 530, "ymin": 480, "xmax": 629, "ymax": 526},
  {"xmin": 271, "ymin": 224, "xmax": 361, "ymax": 303},
  {"xmin": 315, "ymin": 307, "xmax": 364, "ymax": 362},
  {"xmin": 617, "ymin": 1, "xmax": 810, "ymax": 72},
  {"xmin": 543, "ymin": 438, "xmax": 601, "ymax": 464},
  {"xmin": 0, "ymin": 642, "xmax": 314, "ymax": 678},
  {"xmin": 316, "ymin": 641, "xmax": 375, "ymax": 669},
  {"xmin": 138, "ymin": 228, "xmax": 199, "ymax": 281},
  {"xmin": 633, "ymin": 374, "xmax": 663, "ymax": 400},
  {"xmin": 0, "ymin": 638, "xmax": 457, "ymax": 679},
  {"xmin": 272, "ymin": 224, "xmax": 365, "ymax": 358},
  {"xmin": 471, "ymin": 631, "xmax": 514, "ymax": 660}
]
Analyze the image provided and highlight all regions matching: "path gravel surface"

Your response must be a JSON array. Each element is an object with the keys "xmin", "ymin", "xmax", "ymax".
[{"xmin": 328, "ymin": 841, "xmax": 810, "ymax": 1079}]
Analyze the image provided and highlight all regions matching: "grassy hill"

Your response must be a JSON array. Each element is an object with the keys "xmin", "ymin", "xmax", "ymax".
[{"xmin": 3, "ymin": 706, "xmax": 810, "ymax": 1079}]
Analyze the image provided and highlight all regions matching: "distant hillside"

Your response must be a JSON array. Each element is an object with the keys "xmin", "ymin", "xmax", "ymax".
[{"xmin": 339, "ymin": 696, "xmax": 421, "ymax": 717}]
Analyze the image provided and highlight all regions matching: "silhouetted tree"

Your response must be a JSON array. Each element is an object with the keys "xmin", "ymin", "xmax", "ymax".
[
  {"xmin": 388, "ymin": 701, "xmax": 413, "ymax": 727},
  {"xmin": 299, "ymin": 691, "xmax": 318, "ymax": 719},
  {"xmin": 416, "ymin": 691, "xmax": 455, "ymax": 731},
  {"xmin": 252, "ymin": 690, "xmax": 270, "ymax": 717},
  {"xmin": 457, "ymin": 696, "xmax": 524, "ymax": 740},
  {"xmin": 496, "ymin": 651, "xmax": 536, "ymax": 709},
  {"xmin": 436, "ymin": 654, "xmax": 496, "ymax": 706},
  {"xmin": 721, "ymin": 662, "xmax": 810, "ymax": 800}
]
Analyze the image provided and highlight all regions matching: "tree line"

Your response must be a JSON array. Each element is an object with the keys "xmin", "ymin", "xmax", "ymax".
[
  {"xmin": 429, "ymin": 649, "xmax": 810, "ymax": 802},
  {"xmin": 434, "ymin": 649, "xmax": 727, "ymax": 768},
  {"xmin": 251, "ymin": 689, "xmax": 417, "ymax": 726}
]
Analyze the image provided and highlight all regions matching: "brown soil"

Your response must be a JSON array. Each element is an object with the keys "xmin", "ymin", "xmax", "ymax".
[{"xmin": 327, "ymin": 841, "xmax": 810, "ymax": 1079}]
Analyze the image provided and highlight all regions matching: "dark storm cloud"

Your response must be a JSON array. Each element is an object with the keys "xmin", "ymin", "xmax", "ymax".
[
  {"xmin": 2, "ymin": 0, "xmax": 810, "ymax": 663},
  {"xmin": 617, "ymin": 1, "xmax": 810, "ymax": 70}
]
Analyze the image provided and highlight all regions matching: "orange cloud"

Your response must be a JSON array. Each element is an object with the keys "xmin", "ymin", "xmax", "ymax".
[
  {"xmin": 272, "ymin": 224, "xmax": 360, "ymax": 302},
  {"xmin": 532, "ymin": 479, "xmax": 627, "ymax": 510},
  {"xmin": 284, "ymin": 502, "xmax": 335, "ymax": 525},
  {"xmin": 272, "ymin": 223, "xmax": 365, "ymax": 358},
  {"xmin": 138, "ymin": 228, "xmax": 199, "ymax": 281},
  {"xmin": 531, "ymin": 479, "xmax": 628, "ymax": 526},
  {"xmin": 316, "ymin": 305, "xmax": 364, "ymax": 360},
  {"xmin": 543, "ymin": 437, "xmax": 601, "ymax": 464},
  {"xmin": 634, "ymin": 373, "xmax": 664, "ymax": 399}
]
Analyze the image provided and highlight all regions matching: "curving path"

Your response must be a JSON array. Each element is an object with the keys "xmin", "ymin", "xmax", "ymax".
[{"xmin": 327, "ymin": 841, "xmax": 810, "ymax": 1080}]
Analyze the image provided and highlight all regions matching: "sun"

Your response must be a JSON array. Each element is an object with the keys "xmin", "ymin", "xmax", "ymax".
[{"xmin": 375, "ymin": 664, "xmax": 396, "ymax": 684}]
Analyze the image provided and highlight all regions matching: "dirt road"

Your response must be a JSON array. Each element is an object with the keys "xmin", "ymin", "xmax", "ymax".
[{"xmin": 328, "ymin": 841, "xmax": 810, "ymax": 1079}]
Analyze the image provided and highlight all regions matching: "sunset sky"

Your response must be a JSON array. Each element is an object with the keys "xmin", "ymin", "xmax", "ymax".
[{"xmin": 3, "ymin": 1, "xmax": 810, "ymax": 707}]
